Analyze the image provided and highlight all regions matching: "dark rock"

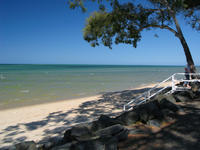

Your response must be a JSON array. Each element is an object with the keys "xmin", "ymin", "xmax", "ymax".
[
  {"xmin": 173, "ymin": 91, "xmax": 193, "ymax": 102},
  {"xmin": 71, "ymin": 125, "xmax": 93, "ymax": 141},
  {"xmin": 63, "ymin": 129, "xmax": 74, "ymax": 143},
  {"xmin": 50, "ymin": 142, "xmax": 77, "ymax": 150},
  {"xmin": 174, "ymin": 94, "xmax": 190, "ymax": 102},
  {"xmin": 138, "ymin": 109, "xmax": 149, "ymax": 123},
  {"xmin": 91, "ymin": 115, "xmax": 122, "ymax": 132},
  {"xmin": 62, "ymin": 125, "xmax": 126, "ymax": 150},
  {"xmin": 70, "ymin": 140, "xmax": 106, "ymax": 150},
  {"xmin": 136, "ymin": 100, "xmax": 163, "ymax": 122},
  {"xmin": 95, "ymin": 124, "xmax": 129, "ymax": 143},
  {"xmin": 105, "ymin": 142, "xmax": 118, "ymax": 150},
  {"xmin": 63, "ymin": 124, "xmax": 93, "ymax": 142},
  {"xmin": 147, "ymin": 119, "xmax": 161, "ymax": 127},
  {"xmin": 11, "ymin": 141, "xmax": 37, "ymax": 150},
  {"xmin": 115, "ymin": 110, "xmax": 139, "ymax": 126},
  {"xmin": 155, "ymin": 94, "xmax": 177, "ymax": 103},
  {"xmin": 39, "ymin": 136, "xmax": 64, "ymax": 150},
  {"xmin": 191, "ymin": 82, "xmax": 200, "ymax": 92},
  {"xmin": 159, "ymin": 98, "xmax": 179, "ymax": 112},
  {"xmin": 190, "ymin": 82, "xmax": 200, "ymax": 98},
  {"xmin": 116, "ymin": 100, "xmax": 164, "ymax": 125},
  {"xmin": 161, "ymin": 109, "xmax": 175, "ymax": 118},
  {"xmin": 128, "ymin": 128, "xmax": 146, "ymax": 135}
]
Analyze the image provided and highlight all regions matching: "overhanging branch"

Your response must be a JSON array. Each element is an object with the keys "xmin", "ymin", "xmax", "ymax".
[{"xmin": 139, "ymin": 24, "xmax": 179, "ymax": 37}]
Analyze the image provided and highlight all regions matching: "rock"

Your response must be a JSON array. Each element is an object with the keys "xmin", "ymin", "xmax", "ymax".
[
  {"xmin": 50, "ymin": 142, "xmax": 77, "ymax": 150},
  {"xmin": 174, "ymin": 95, "xmax": 189, "ymax": 102},
  {"xmin": 173, "ymin": 91, "xmax": 193, "ymax": 102},
  {"xmin": 95, "ymin": 124, "xmax": 129, "ymax": 143},
  {"xmin": 116, "ymin": 100, "xmax": 164, "ymax": 125},
  {"xmin": 62, "ymin": 124, "xmax": 126, "ymax": 150},
  {"xmin": 138, "ymin": 109, "xmax": 149, "ymax": 123},
  {"xmin": 63, "ymin": 124, "xmax": 93, "ymax": 142},
  {"xmin": 10, "ymin": 141, "xmax": 37, "ymax": 150},
  {"xmin": 63, "ymin": 129, "xmax": 74, "ymax": 143},
  {"xmin": 147, "ymin": 119, "xmax": 161, "ymax": 128},
  {"xmin": 137, "ymin": 100, "xmax": 163, "ymax": 122},
  {"xmin": 115, "ymin": 110, "xmax": 139, "ymax": 126},
  {"xmin": 161, "ymin": 109, "xmax": 175, "ymax": 117},
  {"xmin": 190, "ymin": 82, "xmax": 200, "ymax": 97},
  {"xmin": 128, "ymin": 128, "xmax": 146, "ymax": 135},
  {"xmin": 70, "ymin": 140, "xmax": 106, "ymax": 150},
  {"xmin": 91, "ymin": 115, "xmax": 122, "ymax": 132},
  {"xmin": 39, "ymin": 137, "xmax": 64, "ymax": 150},
  {"xmin": 159, "ymin": 98, "xmax": 179, "ymax": 112},
  {"xmin": 155, "ymin": 94, "xmax": 177, "ymax": 103},
  {"xmin": 191, "ymin": 81, "xmax": 200, "ymax": 89}
]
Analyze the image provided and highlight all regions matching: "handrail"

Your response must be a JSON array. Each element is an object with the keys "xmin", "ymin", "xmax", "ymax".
[{"xmin": 123, "ymin": 73, "xmax": 200, "ymax": 111}]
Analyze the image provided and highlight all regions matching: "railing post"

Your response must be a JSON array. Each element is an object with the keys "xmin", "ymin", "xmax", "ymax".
[
  {"xmin": 123, "ymin": 105, "xmax": 126, "ymax": 111},
  {"xmin": 147, "ymin": 91, "xmax": 150, "ymax": 99},
  {"xmin": 172, "ymin": 74, "xmax": 175, "ymax": 92}
]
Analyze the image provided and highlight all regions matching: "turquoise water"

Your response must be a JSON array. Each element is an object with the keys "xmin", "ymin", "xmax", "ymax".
[{"xmin": 0, "ymin": 64, "xmax": 196, "ymax": 109}]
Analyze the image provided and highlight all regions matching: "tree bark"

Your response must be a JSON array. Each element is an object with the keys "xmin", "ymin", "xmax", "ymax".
[
  {"xmin": 173, "ymin": 15, "xmax": 196, "ymax": 73},
  {"xmin": 163, "ymin": 0, "xmax": 196, "ymax": 73}
]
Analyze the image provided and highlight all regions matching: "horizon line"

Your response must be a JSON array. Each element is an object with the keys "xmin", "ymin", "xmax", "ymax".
[{"xmin": 0, "ymin": 63, "xmax": 199, "ymax": 67}]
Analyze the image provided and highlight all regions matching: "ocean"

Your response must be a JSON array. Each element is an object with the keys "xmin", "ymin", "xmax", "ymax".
[{"xmin": 0, "ymin": 64, "xmax": 197, "ymax": 109}]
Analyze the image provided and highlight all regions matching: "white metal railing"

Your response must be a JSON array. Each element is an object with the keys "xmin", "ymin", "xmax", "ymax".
[{"xmin": 123, "ymin": 73, "xmax": 200, "ymax": 111}]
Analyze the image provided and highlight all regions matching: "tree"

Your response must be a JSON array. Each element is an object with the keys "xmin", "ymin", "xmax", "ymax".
[
  {"xmin": 184, "ymin": 0, "xmax": 200, "ymax": 9},
  {"xmin": 69, "ymin": 0, "xmax": 200, "ymax": 73}
]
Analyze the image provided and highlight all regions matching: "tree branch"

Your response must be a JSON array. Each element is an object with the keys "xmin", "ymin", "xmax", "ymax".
[{"xmin": 139, "ymin": 24, "xmax": 179, "ymax": 37}]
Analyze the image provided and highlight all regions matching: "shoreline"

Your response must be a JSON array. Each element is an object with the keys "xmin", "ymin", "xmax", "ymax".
[
  {"xmin": 0, "ymin": 94, "xmax": 102, "ymax": 111},
  {"xmin": 0, "ymin": 82, "xmax": 160, "ymax": 111},
  {"xmin": 0, "ymin": 82, "xmax": 170, "ymax": 148}
]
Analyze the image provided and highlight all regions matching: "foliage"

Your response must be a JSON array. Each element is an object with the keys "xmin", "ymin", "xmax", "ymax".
[{"xmin": 68, "ymin": 0, "xmax": 200, "ymax": 49}]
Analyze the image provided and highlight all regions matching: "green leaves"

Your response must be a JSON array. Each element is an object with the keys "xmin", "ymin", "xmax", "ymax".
[
  {"xmin": 68, "ymin": 0, "xmax": 87, "ymax": 12},
  {"xmin": 82, "ymin": 1, "xmax": 171, "ymax": 48},
  {"xmin": 68, "ymin": 0, "xmax": 199, "ymax": 49}
]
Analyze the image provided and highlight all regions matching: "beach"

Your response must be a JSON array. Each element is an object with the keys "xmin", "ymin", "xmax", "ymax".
[
  {"xmin": 0, "ymin": 64, "xmax": 191, "ymax": 148},
  {"xmin": 0, "ymin": 83, "xmax": 165, "ymax": 148}
]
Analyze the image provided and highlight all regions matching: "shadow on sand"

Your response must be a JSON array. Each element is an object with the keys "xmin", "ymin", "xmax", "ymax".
[
  {"xmin": 0, "ymin": 87, "xmax": 150, "ymax": 148},
  {"xmin": 1, "ymin": 87, "xmax": 200, "ymax": 150}
]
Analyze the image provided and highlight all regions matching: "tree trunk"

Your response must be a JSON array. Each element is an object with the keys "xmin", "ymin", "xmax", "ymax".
[{"xmin": 173, "ymin": 15, "xmax": 196, "ymax": 73}]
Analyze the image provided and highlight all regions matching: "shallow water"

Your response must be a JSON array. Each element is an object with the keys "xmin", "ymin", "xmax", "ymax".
[{"xmin": 0, "ymin": 64, "xmax": 197, "ymax": 109}]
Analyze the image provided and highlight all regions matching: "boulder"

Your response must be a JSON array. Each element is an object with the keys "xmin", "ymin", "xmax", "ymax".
[
  {"xmin": 63, "ymin": 124, "xmax": 93, "ymax": 142},
  {"xmin": 173, "ymin": 91, "xmax": 193, "ymax": 102},
  {"xmin": 147, "ymin": 119, "xmax": 161, "ymax": 128},
  {"xmin": 190, "ymin": 82, "xmax": 200, "ymax": 97},
  {"xmin": 62, "ymin": 124, "xmax": 127, "ymax": 150},
  {"xmin": 115, "ymin": 110, "xmax": 139, "ymax": 126},
  {"xmin": 10, "ymin": 141, "xmax": 37, "ymax": 150},
  {"xmin": 128, "ymin": 128, "xmax": 147, "ymax": 135},
  {"xmin": 95, "ymin": 124, "xmax": 129, "ymax": 143},
  {"xmin": 191, "ymin": 82, "xmax": 200, "ymax": 92},
  {"xmin": 50, "ymin": 142, "xmax": 77, "ymax": 150},
  {"xmin": 159, "ymin": 98, "xmax": 179, "ymax": 112},
  {"xmin": 39, "ymin": 137, "xmax": 64, "ymax": 150},
  {"xmin": 136, "ymin": 100, "xmax": 163, "ymax": 122},
  {"xmin": 155, "ymin": 94, "xmax": 177, "ymax": 103},
  {"xmin": 70, "ymin": 140, "xmax": 106, "ymax": 150},
  {"xmin": 116, "ymin": 100, "xmax": 165, "ymax": 125},
  {"xmin": 91, "ymin": 115, "xmax": 122, "ymax": 132}
]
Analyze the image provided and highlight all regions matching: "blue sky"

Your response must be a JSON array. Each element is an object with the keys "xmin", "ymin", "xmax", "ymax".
[{"xmin": 0, "ymin": 0, "xmax": 199, "ymax": 65}]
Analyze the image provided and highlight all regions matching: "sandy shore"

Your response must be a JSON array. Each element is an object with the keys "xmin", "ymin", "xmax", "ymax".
[{"xmin": 0, "ymin": 82, "xmax": 171, "ymax": 148}]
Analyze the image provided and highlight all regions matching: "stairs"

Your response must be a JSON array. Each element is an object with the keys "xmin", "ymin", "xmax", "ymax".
[{"xmin": 123, "ymin": 73, "xmax": 200, "ymax": 111}]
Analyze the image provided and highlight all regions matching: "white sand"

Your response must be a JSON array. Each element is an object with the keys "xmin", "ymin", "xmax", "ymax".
[
  {"xmin": 0, "ymin": 95, "xmax": 103, "ymax": 148},
  {"xmin": 0, "ymin": 82, "xmax": 171, "ymax": 148}
]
